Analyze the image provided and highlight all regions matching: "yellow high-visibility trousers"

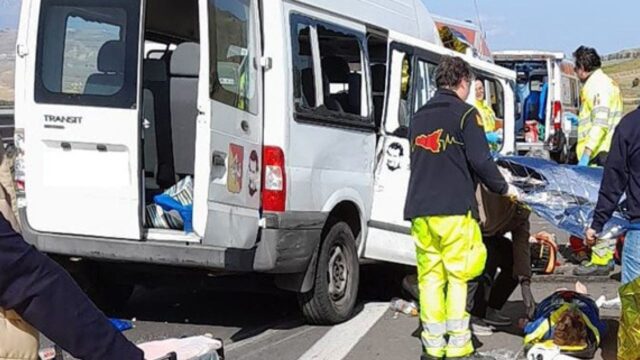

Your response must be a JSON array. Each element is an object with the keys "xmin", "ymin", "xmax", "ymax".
[{"xmin": 413, "ymin": 213, "xmax": 486, "ymax": 358}]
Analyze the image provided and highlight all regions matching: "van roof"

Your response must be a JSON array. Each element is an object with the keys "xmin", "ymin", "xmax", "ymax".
[
  {"xmin": 390, "ymin": 30, "xmax": 516, "ymax": 81},
  {"xmin": 493, "ymin": 51, "xmax": 566, "ymax": 61},
  {"xmin": 294, "ymin": 0, "xmax": 442, "ymax": 46}
]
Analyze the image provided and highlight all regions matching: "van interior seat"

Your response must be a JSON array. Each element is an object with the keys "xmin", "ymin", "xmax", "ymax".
[
  {"xmin": 321, "ymin": 56, "xmax": 351, "ymax": 112},
  {"xmin": 371, "ymin": 64, "xmax": 386, "ymax": 128},
  {"xmin": 169, "ymin": 42, "xmax": 200, "ymax": 177},
  {"xmin": 85, "ymin": 40, "xmax": 125, "ymax": 95},
  {"xmin": 143, "ymin": 58, "xmax": 175, "ymax": 190}
]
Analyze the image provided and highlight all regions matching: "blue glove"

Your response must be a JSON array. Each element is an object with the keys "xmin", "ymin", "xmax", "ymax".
[
  {"xmin": 486, "ymin": 131, "xmax": 500, "ymax": 144},
  {"xmin": 109, "ymin": 318, "xmax": 133, "ymax": 332},
  {"xmin": 565, "ymin": 113, "xmax": 579, "ymax": 126},
  {"xmin": 578, "ymin": 154, "xmax": 590, "ymax": 167}
]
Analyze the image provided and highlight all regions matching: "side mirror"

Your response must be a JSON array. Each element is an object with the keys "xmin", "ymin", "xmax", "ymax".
[{"xmin": 392, "ymin": 126, "xmax": 409, "ymax": 139}]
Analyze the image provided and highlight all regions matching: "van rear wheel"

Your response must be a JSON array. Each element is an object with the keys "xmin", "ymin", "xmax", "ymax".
[{"xmin": 298, "ymin": 221, "xmax": 359, "ymax": 325}]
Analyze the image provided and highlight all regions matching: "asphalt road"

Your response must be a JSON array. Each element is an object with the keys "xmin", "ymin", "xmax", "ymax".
[
  {"xmin": 42, "ymin": 216, "xmax": 621, "ymax": 360},
  {"xmin": 42, "ymin": 263, "xmax": 622, "ymax": 360}
]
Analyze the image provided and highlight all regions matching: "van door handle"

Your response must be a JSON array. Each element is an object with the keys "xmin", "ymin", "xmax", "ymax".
[
  {"xmin": 16, "ymin": 44, "xmax": 28, "ymax": 58},
  {"xmin": 211, "ymin": 152, "xmax": 226, "ymax": 181},
  {"xmin": 212, "ymin": 153, "xmax": 226, "ymax": 167}
]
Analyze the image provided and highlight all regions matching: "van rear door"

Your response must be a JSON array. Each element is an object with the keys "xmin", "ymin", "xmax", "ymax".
[
  {"xmin": 192, "ymin": 0, "xmax": 263, "ymax": 248},
  {"xmin": 20, "ymin": 0, "xmax": 143, "ymax": 239}
]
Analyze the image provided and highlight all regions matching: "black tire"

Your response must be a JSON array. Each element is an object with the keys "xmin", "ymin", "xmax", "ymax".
[{"xmin": 298, "ymin": 221, "xmax": 359, "ymax": 325}]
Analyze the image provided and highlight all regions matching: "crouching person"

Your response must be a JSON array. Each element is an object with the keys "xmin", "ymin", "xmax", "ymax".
[{"xmin": 467, "ymin": 184, "xmax": 535, "ymax": 336}]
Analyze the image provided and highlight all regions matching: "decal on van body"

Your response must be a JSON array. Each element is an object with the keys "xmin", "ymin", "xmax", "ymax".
[
  {"xmin": 386, "ymin": 142, "xmax": 403, "ymax": 172},
  {"xmin": 248, "ymin": 150, "xmax": 259, "ymax": 197},
  {"xmin": 227, "ymin": 144, "xmax": 244, "ymax": 194}
]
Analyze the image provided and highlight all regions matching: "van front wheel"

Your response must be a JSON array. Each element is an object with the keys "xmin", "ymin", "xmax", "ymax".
[{"xmin": 298, "ymin": 221, "xmax": 359, "ymax": 325}]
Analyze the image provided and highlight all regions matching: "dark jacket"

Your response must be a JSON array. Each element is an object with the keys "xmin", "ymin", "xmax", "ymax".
[
  {"xmin": 592, "ymin": 108, "xmax": 640, "ymax": 232},
  {"xmin": 0, "ymin": 213, "xmax": 143, "ymax": 359},
  {"xmin": 404, "ymin": 89, "xmax": 508, "ymax": 220}
]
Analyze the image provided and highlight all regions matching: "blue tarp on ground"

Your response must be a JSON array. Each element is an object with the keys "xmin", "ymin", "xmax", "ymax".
[{"xmin": 497, "ymin": 156, "xmax": 628, "ymax": 238}]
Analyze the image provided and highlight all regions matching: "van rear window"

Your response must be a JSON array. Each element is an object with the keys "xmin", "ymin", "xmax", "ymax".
[{"xmin": 35, "ymin": 0, "xmax": 140, "ymax": 108}]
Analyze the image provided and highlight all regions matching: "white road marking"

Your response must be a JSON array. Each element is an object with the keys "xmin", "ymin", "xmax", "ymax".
[
  {"xmin": 297, "ymin": 302, "xmax": 388, "ymax": 360},
  {"xmin": 226, "ymin": 319, "xmax": 304, "ymax": 352},
  {"xmin": 232, "ymin": 326, "xmax": 319, "ymax": 360}
]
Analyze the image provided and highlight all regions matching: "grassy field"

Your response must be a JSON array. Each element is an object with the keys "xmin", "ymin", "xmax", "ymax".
[{"xmin": 603, "ymin": 58, "xmax": 640, "ymax": 115}]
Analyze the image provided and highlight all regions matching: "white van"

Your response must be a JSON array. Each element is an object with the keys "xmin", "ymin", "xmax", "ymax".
[
  {"xmin": 494, "ymin": 51, "xmax": 581, "ymax": 163},
  {"xmin": 14, "ymin": 0, "xmax": 515, "ymax": 324}
]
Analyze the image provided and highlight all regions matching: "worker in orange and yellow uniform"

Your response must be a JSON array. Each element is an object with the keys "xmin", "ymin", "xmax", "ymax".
[
  {"xmin": 474, "ymin": 79, "xmax": 501, "ymax": 150},
  {"xmin": 573, "ymin": 46, "xmax": 623, "ymax": 276},
  {"xmin": 405, "ymin": 56, "xmax": 520, "ymax": 360}
]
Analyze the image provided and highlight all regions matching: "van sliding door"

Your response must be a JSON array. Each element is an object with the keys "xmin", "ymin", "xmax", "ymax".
[{"xmin": 365, "ymin": 46, "xmax": 438, "ymax": 266}]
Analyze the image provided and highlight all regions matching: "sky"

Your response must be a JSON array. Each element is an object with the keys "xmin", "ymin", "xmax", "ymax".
[
  {"xmin": 425, "ymin": 0, "xmax": 639, "ymax": 56},
  {"xmin": 0, "ymin": 0, "xmax": 638, "ymax": 56},
  {"xmin": 0, "ymin": 0, "xmax": 20, "ymax": 30}
]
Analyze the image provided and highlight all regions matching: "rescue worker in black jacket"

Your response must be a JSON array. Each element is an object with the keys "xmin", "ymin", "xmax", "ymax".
[
  {"xmin": 0, "ymin": 212, "xmax": 143, "ymax": 359},
  {"xmin": 404, "ymin": 56, "xmax": 519, "ymax": 360}
]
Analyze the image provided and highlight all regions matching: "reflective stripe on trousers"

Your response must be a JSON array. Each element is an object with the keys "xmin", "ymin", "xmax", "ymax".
[
  {"xmin": 421, "ymin": 322, "xmax": 446, "ymax": 357},
  {"xmin": 448, "ymin": 332, "xmax": 472, "ymax": 348},
  {"xmin": 447, "ymin": 318, "xmax": 470, "ymax": 332}
]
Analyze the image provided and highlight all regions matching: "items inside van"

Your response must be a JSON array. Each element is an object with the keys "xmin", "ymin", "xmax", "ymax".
[
  {"xmin": 141, "ymin": 0, "xmax": 202, "ymax": 233},
  {"xmin": 512, "ymin": 63, "xmax": 549, "ymax": 142}
]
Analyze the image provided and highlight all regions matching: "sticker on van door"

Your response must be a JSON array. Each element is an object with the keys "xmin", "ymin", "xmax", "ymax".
[
  {"xmin": 227, "ymin": 144, "xmax": 244, "ymax": 194},
  {"xmin": 385, "ymin": 142, "xmax": 404, "ymax": 172},
  {"xmin": 248, "ymin": 150, "xmax": 259, "ymax": 197}
]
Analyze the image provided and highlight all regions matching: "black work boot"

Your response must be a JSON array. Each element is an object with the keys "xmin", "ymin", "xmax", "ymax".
[
  {"xmin": 420, "ymin": 354, "xmax": 442, "ymax": 360},
  {"xmin": 573, "ymin": 261, "xmax": 615, "ymax": 276},
  {"xmin": 450, "ymin": 353, "xmax": 496, "ymax": 360}
]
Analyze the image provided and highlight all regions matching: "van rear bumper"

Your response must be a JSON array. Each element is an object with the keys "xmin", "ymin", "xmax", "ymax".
[{"xmin": 19, "ymin": 209, "xmax": 325, "ymax": 274}]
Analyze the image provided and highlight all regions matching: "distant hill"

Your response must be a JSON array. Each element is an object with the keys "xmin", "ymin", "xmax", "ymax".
[
  {"xmin": 0, "ymin": 29, "xmax": 16, "ymax": 105},
  {"xmin": 603, "ymin": 52, "xmax": 640, "ymax": 115},
  {"xmin": 602, "ymin": 48, "xmax": 640, "ymax": 63}
]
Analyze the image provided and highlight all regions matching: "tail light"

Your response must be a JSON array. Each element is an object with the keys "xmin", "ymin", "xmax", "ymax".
[
  {"xmin": 552, "ymin": 101, "xmax": 563, "ymax": 132},
  {"xmin": 14, "ymin": 129, "xmax": 26, "ymax": 208},
  {"xmin": 261, "ymin": 146, "xmax": 286, "ymax": 212}
]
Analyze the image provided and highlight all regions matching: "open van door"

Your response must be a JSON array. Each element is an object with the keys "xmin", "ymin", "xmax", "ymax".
[
  {"xmin": 18, "ymin": 0, "xmax": 143, "ymax": 239},
  {"xmin": 364, "ymin": 47, "xmax": 428, "ymax": 266},
  {"xmin": 193, "ymin": 0, "xmax": 263, "ymax": 248}
]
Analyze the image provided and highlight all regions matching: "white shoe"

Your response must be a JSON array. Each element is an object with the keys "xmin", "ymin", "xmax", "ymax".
[{"xmin": 470, "ymin": 316, "xmax": 493, "ymax": 336}]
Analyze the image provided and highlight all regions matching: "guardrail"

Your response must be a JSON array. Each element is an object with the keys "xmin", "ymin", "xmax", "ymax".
[{"xmin": 0, "ymin": 108, "xmax": 15, "ymax": 145}]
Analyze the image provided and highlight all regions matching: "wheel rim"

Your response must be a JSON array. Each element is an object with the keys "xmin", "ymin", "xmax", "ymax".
[{"xmin": 327, "ymin": 244, "xmax": 349, "ymax": 301}]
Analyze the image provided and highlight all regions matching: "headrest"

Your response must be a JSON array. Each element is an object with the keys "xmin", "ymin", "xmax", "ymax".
[
  {"xmin": 97, "ymin": 41, "xmax": 125, "ymax": 73},
  {"xmin": 321, "ymin": 56, "xmax": 350, "ymax": 83},
  {"xmin": 371, "ymin": 64, "xmax": 386, "ymax": 92},
  {"xmin": 171, "ymin": 42, "xmax": 200, "ymax": 77},
  {"xmin": 143, "ymin": 59, "xmax": 167, "ymax": 82}
]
